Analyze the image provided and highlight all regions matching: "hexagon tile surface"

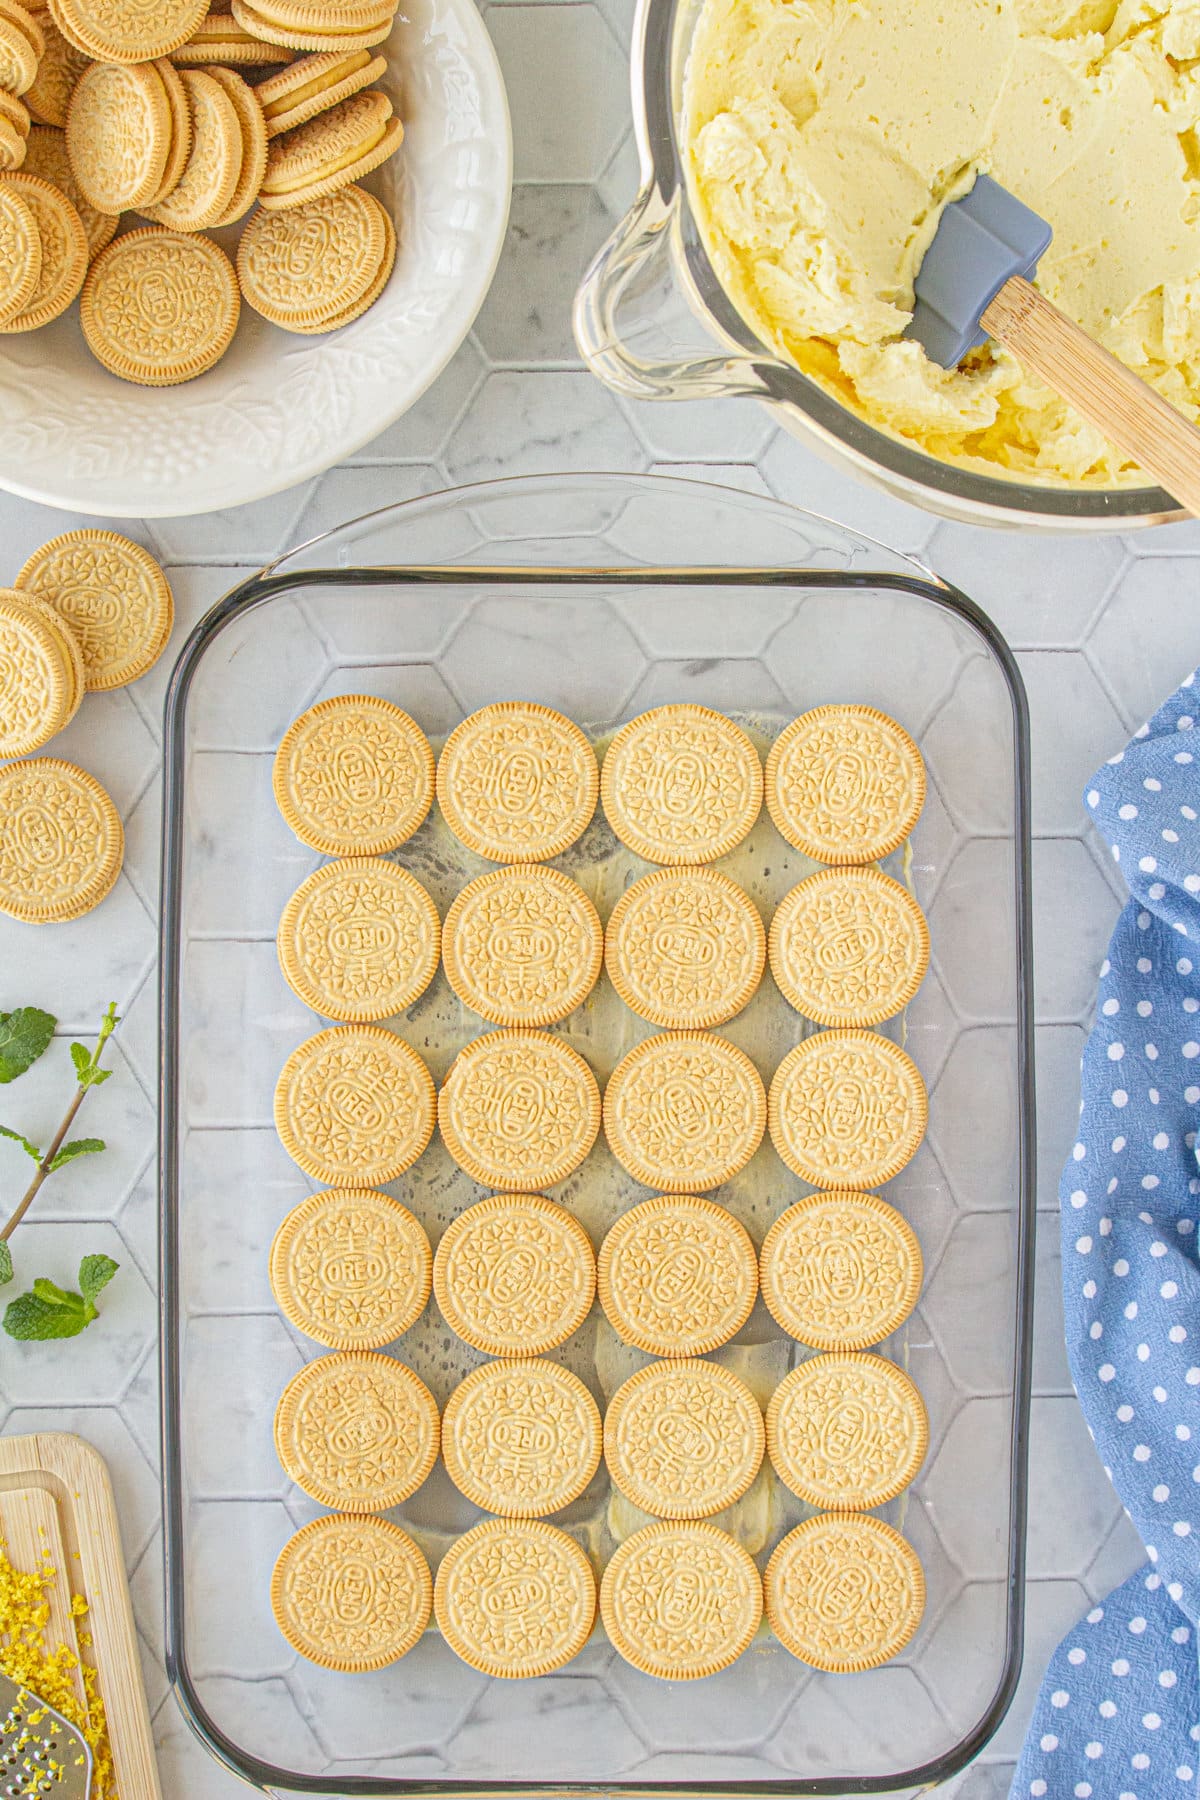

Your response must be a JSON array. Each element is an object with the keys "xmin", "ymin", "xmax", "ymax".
[{"xmin": 0, "ymin": 0, "xmax": 1188, "ymax": 1792}]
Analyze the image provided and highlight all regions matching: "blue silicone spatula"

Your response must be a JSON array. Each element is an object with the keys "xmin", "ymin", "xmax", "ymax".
[{"xmin": 905, "ymin": 174, "xmax": 1200, "ymax": 515}]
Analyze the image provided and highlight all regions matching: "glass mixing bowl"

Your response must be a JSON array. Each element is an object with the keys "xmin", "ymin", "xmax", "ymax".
[{"xmin": 573, "ymin": 0, "xmax": 1182, "ymax": 531}]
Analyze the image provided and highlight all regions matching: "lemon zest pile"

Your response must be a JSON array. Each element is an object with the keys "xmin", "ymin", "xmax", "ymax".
[{"xmin": 0, "ymin": 1545, "xmax": 117, "ymax": 1797}]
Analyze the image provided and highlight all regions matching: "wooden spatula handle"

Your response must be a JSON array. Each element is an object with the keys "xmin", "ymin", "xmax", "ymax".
[{"xmin": 983, "ymin": 275, "xmax": 1200, "ymax": 517}]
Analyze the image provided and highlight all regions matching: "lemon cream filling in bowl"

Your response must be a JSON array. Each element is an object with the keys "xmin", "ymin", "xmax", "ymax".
[{"xmin": 574, "ymin": 0, "xmax": 1190, "ymax": 526}]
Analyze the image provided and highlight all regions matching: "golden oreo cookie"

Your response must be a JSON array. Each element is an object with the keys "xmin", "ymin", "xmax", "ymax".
[
  {"xmin": 441, "ymin": 864, "xmax": 603, "ymax": 1028},
  {"xmin": 207, "ymin": 66, "xmax": 269, "ymax": 228},
  {"xmin": 603, "ymin": 1032, "xmax": 766, "ymax": 1193},
  {"xmin": 66, "ymin": 61, "xmax": 173, "ymax": 212},
  {"xmin": 438, "ymin": 1030, "xmax": 601, "ymax": 1191},
  {"xmin": 0, "ymin": 759, "xmax": 123, "ymax": 923},
  {"xmin": 170, "ymin": 13, "xmax": 293, "ymax": 60},
  {"xmin": 255, "ymin": 48, "xmax": 384, "ymax": 135},
  {"xmin": 237, "ymin": 183, "xmax": 388, "ymax": 329},
  {"xmin": 0, "ymin": 589, "xmax": 77, "ymax": 756},
  {"xmin": 273, "ymin": 694, "xmax": 435, "ymax": 856},
  {"xmin": 15, "ymin": 531, "xmax": 174, "ymax": 690},
  {"xmin": 433, "ymin": 1193, "xmax": 595, "ymax": 1357},
  {"xmin": 276, "ymin": 858, "xmax": 440, "ymax": 1023},
  {"xmin": 23, "ymin": 126, "xmax": 119, "ymax": 260},
  {"xmin": 287, "ymin": 195, "xmax": 392, "ymax": 331},
  {"xmin": 273, "ymin": 1024, "xmax": 436, "ymax": 1186},
  {"xmin": 759, "ymin": 1191, "xmax": 922, "ymax": 1351},
  {"xmin": 142, "ymin": 67, "xmax": 243, "ymax": 230},
  {"xmin": 269, "ymin": 1187, "xmax": 432, "ymax": 1349},
  {"xmin": 600, "ymin": 1522, "xmax": 761, "ymax": 1681},
  {"xmin": 23, "ymin": 16, "xmax": 87, "ymax": 127},
  {"xmin": 604, "ymin": 866, "xmax": 765, "ymax": 1029},
  {"xmin": 604, "ymin": 1359, "xmax": 764, "ymax": 1520},
  {"xmin": 441, "ymin": 1358, "xmax": 602, "ymax": 1518},
  {"xmin": 600, "ymin": 704, "xmax": 762, "ymax": 865},
  {"xmin": 597, "ymin": 1195, "xmax": 757, "ymax": 1358},
  {"xmin": 257, "ymin": 86, "xmax": 402, "ymax": 210},
  {"xmin": 767, "ymin": 1029, "xmax": 927, "ymax": 1189},
  {"xmin": 233, "ymin": 0, "xmax": 393, "ymax": 54},
  {"xmin": 764, "ymin": 1514, "xmax": 924, "ymax": 1672},
  {"xmin": 0, "ymin": 181, "xmax": 40, "ymax": 324},
  {"xmin": 272, "ymin": 1514, "xmax": 431, "ymax": 1671},
  {"xmin": 437, "ymin": 702, "xmax": 599, "ymax": 864},
  {"xmin": 765, "ymin": 705, "xmax": 925, "ymax": 865},
  {"xmin": 0, "ymin": 101, "xmax": 27, "ymax": 170},
  {"xmin": 274, "ymin": 1349, "xmax": 439, "ymax": 1510},
  {"xmin": 434, "ymin": 1519, "xmax": 596, "ymax": 1679},
  {"xmin": 769, "ymin": 867, "xmax": 929, "ymax": 1028},
  {"xmin": 0, "ymin": 2, "xmax": 41, "ymax": 93},
  {"xmin": 80, "ymin": 228, "xmax": 240, "ymax": 386},
  {"xmin": 53, "ymin": 0, "xmax": 206, "ymax": 62},
  {"xmin": 766, "ymin": 1352, "xmax": 927, "ymax": 1510},
  {"xmin": 0, "ymin": 173, "xmax": 88, "ymax": 331}
]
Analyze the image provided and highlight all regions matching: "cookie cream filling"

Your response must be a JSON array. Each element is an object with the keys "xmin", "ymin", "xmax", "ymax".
[{"xmin": 686, "ymin": 0, "xmax": 1200, "ymax": 485}]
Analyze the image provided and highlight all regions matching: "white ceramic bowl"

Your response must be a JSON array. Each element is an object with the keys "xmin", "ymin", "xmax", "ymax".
[{"xmin": 0, "ymin": 0, "xmax": 511, "ymax": 518}]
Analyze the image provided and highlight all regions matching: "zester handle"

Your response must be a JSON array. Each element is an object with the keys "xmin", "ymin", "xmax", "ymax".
[{"xmin": 983, "ymin": 275, "xmax": 1200, "ymax": 517}]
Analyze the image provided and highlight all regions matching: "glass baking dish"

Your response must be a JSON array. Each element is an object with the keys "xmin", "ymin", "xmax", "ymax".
[
  {"xmin": 572, "ymin": 0, "xmax": 1180, "ymax": 532},
  {"xmin": 158, "ymin": 473, "xmax": 1035, "ymax": 1794}
]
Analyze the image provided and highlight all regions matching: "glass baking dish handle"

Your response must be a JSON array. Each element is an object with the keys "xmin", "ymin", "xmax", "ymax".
[{"xmin": 574, "ymin": 183, "xmax": 780, "ymax": 402}]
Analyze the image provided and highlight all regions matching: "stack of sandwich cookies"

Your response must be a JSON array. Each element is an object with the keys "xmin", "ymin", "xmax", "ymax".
[
  {"xmin": 0, "ymin": 0, "xmax": 43, "ymax": 166},
  {"xmin": 237, "ymin": 179, "xmax": 394, "ymax": 333},
  {"xmin": 232, "ymin": 0, "xmax": 399, "ymax": 53}
]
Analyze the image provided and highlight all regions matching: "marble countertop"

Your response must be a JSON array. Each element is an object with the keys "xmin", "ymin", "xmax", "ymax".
[{"xmin": 1, "ymin": 2, "xmax": 1195, "ymax": 1793}]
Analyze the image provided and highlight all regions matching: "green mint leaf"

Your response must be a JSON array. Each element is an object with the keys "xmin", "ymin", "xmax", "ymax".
[
  {"xmin": 3, "ymin": 1288, "xmax": 91, "ymax": 1340},
  {"xmin": 0, "ymin": 1124, "xmax": 42, "ymax": 1162},
  {"xmin": 78, "ymin": 1254, "xmax": 118, "ymax": 1306},
  {"xmin": 70, "ymin": 1043, "xmax": 91, "ymax": 1079},
  {"xmin": 84, "ymin": 1066, "xmax": 113, "ymax": 1087},
  {"xmin": 48, "ymin": 1137, "xmax": 105, "ymax": 1173},
  {"xmin": 0, "ymin": 1243, "xmax": 13, "ymax": 1286},
  {"xmin": 0, "ymin": 1009, "xmax": 56, "ymax": 1084},
  {"xmin": 32, "ymin": 1277, "xmax": 78, "ymax": 1308}
]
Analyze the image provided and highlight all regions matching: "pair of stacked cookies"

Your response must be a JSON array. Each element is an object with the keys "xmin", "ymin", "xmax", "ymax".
[
  {"xmin": 0, "ymin": 0, "xmax": 44, "ymax": 169},
  {"xmin": 0, "ymin": 530, "xmax": 174, "ymax": 924}
]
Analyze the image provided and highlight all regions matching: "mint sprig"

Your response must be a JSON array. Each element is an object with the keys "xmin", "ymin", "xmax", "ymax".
[{"xmin": 0, "ymin": 1004, "xmax": 122, "ymax": 1340}]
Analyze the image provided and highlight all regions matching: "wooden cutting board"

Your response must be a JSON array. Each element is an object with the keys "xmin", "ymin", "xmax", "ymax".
[{"xmin": 0, "ymin": 1431, "xmax": 161, "ymax": 1799}]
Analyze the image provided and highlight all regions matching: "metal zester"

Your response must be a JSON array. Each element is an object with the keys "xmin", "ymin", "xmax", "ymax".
[{"xmin": 0, "ymin": 1674, "xmax": 91, "ymax": 1798}]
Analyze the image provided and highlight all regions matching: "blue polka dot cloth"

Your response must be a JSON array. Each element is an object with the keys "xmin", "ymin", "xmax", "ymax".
[{"xmin": 1012, "ymin": 670, "xmax": 1200, "ymax": 1799}]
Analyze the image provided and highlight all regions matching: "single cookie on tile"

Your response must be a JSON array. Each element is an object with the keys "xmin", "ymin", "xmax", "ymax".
[
  {"xmin": 276, "ymin": 857, "xmax": 440, "ymax": 1022},
  {"xmin": 764, "ymin": 705, "xmax": 925, "ymax": 865},
  {"xmin": 764, "ymin": 1514, "xmax": 924, "ymax": 1672},
  {"xmin": 434, "ymin": 1519, "xmax": 596, "ymax": 1679},
  {"xmin": 600, "ymin": 1522, "xmax": 761, "ymax": 1680},
  {"xmin": 604, "ymin": 1358, "xmax": 764, "ymax": 1520},
  {"xmin": 604, "ymin": 865, "xmax": 765, "ymax": 1029},
  {"xmin": 603, "ymin": 1031, "xmax": 766, "ymax": 1192},
  {"xmin": 759, "ymin": 1191, "xmax": 922, "ymax": 1351},
  {"xmin": 433, "ymin": 1192, "xmax": 595, "ymax": 1357},
  {"xmin": 15, "ymin": 530, "xmax": 174, "ymax": 689},
  {"xmin": 273, "ymin": 1024, "xmax": 436, "ymax": 1186},
  {"xmin": 273, "ymin": 693, "xmax": 435, "ymax": 855},
  {"xmin": 441, "ymin": 863, "xmax": 603, "ymax": 1027},
  {"xmin": 440, "ymin": 1357, "xmax": 602, "ymax": 1518},
  {"xmin": 437, "ymin": 1029, "xmax": 601, "ymax": 1191},
  {"xmin": 271, "ymin": 1513, "xmax": 431, "ymax": 1671},
  {"xmin": 600, "ymin": 704, "xmax": 762, "ymax": 865},
  {"xmin": 768, "ymin": 866, "xmax": 929, "ymax": 1027},
  {"xmin": 0, "ymin": 758, "xmax": 123, "ymax": 923},
  {"xmin": 274, "ymin": 1349, "xmax": 439, "ymax": 1509},
  {"xmin": 597, "ymin": 1194, "xmax": 757, "ymax": 1357},
  {"xmin": 269, "ymin": 1187, "xmax": 432, "ymax": 1349},
  {"xmin": 767, "ymin": 1029, "xmax": 927, "ymax": 1189},
  {"xmin": 436, "ymin": 701, "xmax": 599, "ymax": 864},
  {"xmin": 765, "ymin": 1351, "xmax": 927, "ymax": 1510}
]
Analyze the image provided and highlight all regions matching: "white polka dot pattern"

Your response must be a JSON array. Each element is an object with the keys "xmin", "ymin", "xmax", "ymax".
[{"xmin": 1015, "ymin": 670, "xmax": 1200, "ymax": 1800}]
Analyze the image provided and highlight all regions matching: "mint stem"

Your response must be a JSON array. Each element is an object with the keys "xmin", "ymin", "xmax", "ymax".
[{"xmin": 0, "ymin": 1007, "xmax": 117, "ymax": 1245}]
